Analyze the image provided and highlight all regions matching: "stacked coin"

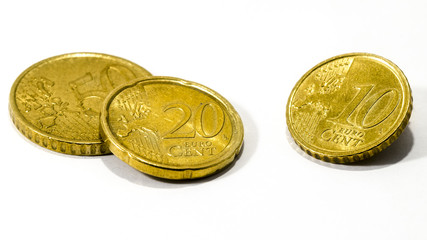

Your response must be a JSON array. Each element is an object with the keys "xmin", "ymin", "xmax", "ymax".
[
  {"xmin": 286, "ymin": 53, "xmax": 412, "ymax": 163},
  {"xmin": 10, "ymin": 52, "xmax": 413, "ymax": 178},
  {"xmin": 9, "ymin": 53, "xmax": 244, "ymax": 179}
]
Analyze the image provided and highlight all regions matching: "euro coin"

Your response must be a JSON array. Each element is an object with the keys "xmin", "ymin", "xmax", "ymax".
[
  {"xmin": 286, "ymin": 53, "xmax": 412, "ymax": 163},
  {"xmin": 100, "ymin": 76, "xmax": 244, "ymax": 179},
  {"xmin": 10, "ymin": 53, "xmax": 151, "ymax": 155}
]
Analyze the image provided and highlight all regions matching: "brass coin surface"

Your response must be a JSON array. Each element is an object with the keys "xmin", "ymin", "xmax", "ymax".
[
  {"xmin": 10, "ymin": 53, "xmax": 151, "ymax": 155},
  {"xmin": 100, "ymin": 76, "xmax": 244, "ymax": 179},
  {"xmin": 286, "ymin": 53, "xmax": 412, "ymax": 163}
]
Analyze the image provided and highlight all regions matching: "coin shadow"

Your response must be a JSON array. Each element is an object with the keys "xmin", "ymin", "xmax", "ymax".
[
  {"xmin": 100, "ymin": 104, "xmax": 258, "ymax": 188},
  {"xmin": 286, "ymin": 125, "xmax": 414, "ymax": 171}
]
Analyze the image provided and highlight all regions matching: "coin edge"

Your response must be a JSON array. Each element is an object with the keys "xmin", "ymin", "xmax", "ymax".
[
  {"xmin": 9, "ymin": 52, "xmax": 152, "ymax": 155},
  {"xmin": 286, "ymin": 52, "xmax": 413, "ymax": 163},
  {"xmin": 100, "ymin": 76, "xmax": 244, "ymax": 179}
]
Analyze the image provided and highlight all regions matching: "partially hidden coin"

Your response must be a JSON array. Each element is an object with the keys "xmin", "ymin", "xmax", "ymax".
[
  {"xmin": 286, "ymin": 53, "xmax": 412, "ymax": 163},
  {"xmin": 100, "ymin": 76, "xmax": 244, "ymax": 179},
  {"xmin": 10, "ymin": 53, "xmax": 151, "ymax": 155}
]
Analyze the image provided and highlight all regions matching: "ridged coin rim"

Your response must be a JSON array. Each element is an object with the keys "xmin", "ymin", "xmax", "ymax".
[
  {"xmin": 9, "ymin": 52, "xmax": 151, "ymax": 155},
  {"xmin": 286, "ymin": 53, "xmax": 412, "ymax": 163},
  {"xmin": 100, "ymin": 76, "xmax": 244, "ymax": 179}
]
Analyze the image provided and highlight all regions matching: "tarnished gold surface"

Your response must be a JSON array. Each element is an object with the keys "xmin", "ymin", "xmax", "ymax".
[
  {"xmin": 286, "ymin": 53, "xmax": 412, "ymax": 163},
  {"xmin": 100, "ymin": 76, "xmax": 244, "ymax": 179},
  {"xmin": 10, "ymin": 53, "xmax": 151, "ymax": 155}
]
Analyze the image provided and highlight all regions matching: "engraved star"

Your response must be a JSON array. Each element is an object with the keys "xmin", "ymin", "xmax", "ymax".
[{"xmin": 305, "ymin": 84, "xmax": 315, "ymax": 95}]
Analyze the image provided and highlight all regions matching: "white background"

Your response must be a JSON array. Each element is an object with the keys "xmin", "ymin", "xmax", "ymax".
[{"xmin": 1, "ymin": 1, "xmax": 427, "ymax": 239}]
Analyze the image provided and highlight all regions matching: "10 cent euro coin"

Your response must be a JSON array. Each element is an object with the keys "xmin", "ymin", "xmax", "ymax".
[
  {"xmin": 286, "ymin": 53, "xmax": 412, "ymax": 163},
  {"xmin": 100, "ymin": 76, "xmax": 244, "ymax": 179},
  {"xmin": 10, "ymin": 53, "xmax": 151, "ymax": 155}
]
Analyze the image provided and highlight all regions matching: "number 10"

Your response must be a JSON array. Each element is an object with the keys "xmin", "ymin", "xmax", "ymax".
[{"xmin": 333, "ymin": 85, "xmax": 400, "ymax": 129}]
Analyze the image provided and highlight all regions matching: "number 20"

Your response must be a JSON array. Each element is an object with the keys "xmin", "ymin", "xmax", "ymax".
[{"xmin": 163, "ymin": 103, "xmax": 225, "ymax": 139}]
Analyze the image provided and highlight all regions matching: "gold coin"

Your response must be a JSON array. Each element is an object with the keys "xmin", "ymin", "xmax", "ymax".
[
  {"xmin": 100, "ymin": 76, "xmax": 244, "ymax": 179},
  {"xmin": 10, "ymin": 53, "xmax": 151, "ymax": 155},
  {"xmin": 286, "ymin": 53, "xmax": 412, "ymax": 163}
]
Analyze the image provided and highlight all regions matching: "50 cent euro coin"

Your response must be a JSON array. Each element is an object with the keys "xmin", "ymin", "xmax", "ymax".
[{"xmin": 10, "ymin": 53, "xmax": 151, "ymax": 155}]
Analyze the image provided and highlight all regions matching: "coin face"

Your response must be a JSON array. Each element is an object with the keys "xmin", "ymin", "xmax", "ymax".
[
  {"xmin": 10, "ymin": 53, "xmax": 151, "ymax": 155},
  {"xmin": 286, "ymin": 53, "xmax": 412, "ymax": 163},
  {"xmin": 100, "ymin": 77, "xmax": 244, "ymax": 179}
]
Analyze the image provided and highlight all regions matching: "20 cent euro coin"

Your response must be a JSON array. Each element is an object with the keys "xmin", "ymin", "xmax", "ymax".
[
  {"xmin": 286, "ymin": 53, "xmax": 412, "ymax": 163},
  {"xmin": 100, "ymin": 77, "xmax": 244, "ymax": 179},
  {"xmin": 10, "ymin": 53, "xmax": 151, "ymax": 155}
]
